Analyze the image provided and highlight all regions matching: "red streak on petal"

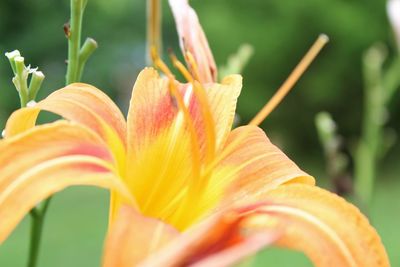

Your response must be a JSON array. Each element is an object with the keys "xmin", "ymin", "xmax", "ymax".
[
  {"xmin": 66, "ymin": 143, "xmax": 113, "ymax": 162},
  {"xmin": 73, "ymin": 162, "xmax": 110, "ymax": 173},
  {"xmin": 182, "ymin": 214, "xmax": 246, "ymax": 265},
  {"xmin": 134, "ymin": 91, "xmax": 177, "ymax": 144},
  {"xmin": 153, "ymin": 93, "xmax": 177, "ymax": 134}
]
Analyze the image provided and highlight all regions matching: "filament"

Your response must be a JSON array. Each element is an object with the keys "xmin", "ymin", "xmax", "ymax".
[
  {"xmin": 249, "ymin": 34, "xmax": 329, "ymax": 126},
  {"xmin": 185, "ymin": 51, "xmax": 202, "ymax": 82},
  {"xmin": 169, "ymin": 51, "xmax": 194, "ymax": 82},
  {"xmin": 151, "ymin": 46, "xmax": 173, "ymax": 76},
  {"xmin": 142, "ymin": 49, "xmax": 201, "ymax": 213},
  {"xmin": 169, "ymin": 51, "xmax": 216, "ymax": 165},
  {"xmin": 147, "ymin": 0, "xmax": 162, "ymax": 64},
  {"xmin": 167, "ymin": 79, "xmax": 202, "ymax": 182},
  {"xmin": 204, "ymin": 35, "xmax": 329, "ymax": 177}
]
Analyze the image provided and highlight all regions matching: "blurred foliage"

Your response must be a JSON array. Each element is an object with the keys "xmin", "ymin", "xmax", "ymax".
[
  {"xmin": 1, "ymin": 0, "xmax": 399, "ymax": 165},
  {"xmin": 0, "ymin": 0, "xmax": 399, "ymax": 265}
]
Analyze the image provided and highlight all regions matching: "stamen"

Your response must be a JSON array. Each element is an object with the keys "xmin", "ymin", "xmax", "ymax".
[
  {"xmin": 152, "ymin": 49, "xmax": 201, "ymax": 178},
  {"xmin": 168, "ymin": 51, "xmax": 194, "ymax": 82},
  {"xmin": 249, "ymin": 34, "xmax": 329, "ymax": 126},
  {"xmin": 169, "ymin": 51, "xmax": 216, "ymax": 165},
  {"xmin": 167, "ymin": 79, "xmax": 201, "ymax": 182},
  {"xmin": 144, "ymin": 50, "xmax": 202, "ymax": 214},
  {"xmin": 204, "ymin": 35, "xmax": 329, "ymax": 177},
  {"xmin": 165, "ymin": 52, "xmax": 219, "ymax": 228},
  {"xmin": 151, "ymin": 46, "xmax": 173, "ymax": 77},
  {"xmin": 147, "ymin": 0, "xmax": 162, "ymax": 64},
  {"xmin": 185, "ymin": 51, "xmax": 202, "ymax": 82},
  {"xmin": 202, "ymin": 125, "xmax": 256, "ymax": 179}
]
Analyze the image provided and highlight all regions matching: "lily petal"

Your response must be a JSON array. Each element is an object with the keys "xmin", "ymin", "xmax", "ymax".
[
  {"xmin": 127, "ymin": 68, "xmax": 242, "ymax": 158},
  {"xmin": 0, "ymin": 121, "xmax": 130, "ymax": 243},
  {"xmin": 223, "ymin": 126, "xmax": 314, "ymax": 197},
  {"xmin": 124, "ymin": 68, "xmax": 192, "ymax": 220},
  {"xmin": 251, "ymin": 184, "xmax": 390, "ymax": 267},
  {"xmin": 169, "ymin": 0, "xmax": 218, "ymax": 83},
  {"xmin": 5, "ymin": 83, "xmax": 127, "ymax": 150},
  {"xmin": 125, "ymin": 68, "xmax": 242, "ymax": 224},
  {"xmin": 127, "ymin": 68, "xmax": 175, "ymax": 158},
  {"xmin": 199, "ymin": 125, "xmax": 314, "ymax": 215},
  {"xmin": 138, "ymin": 210, "xmax": 278, "ymax": 267},
  {"xmin": 102, "ymin": 206, "xmax": 178, "ymax": 267},
  {"xmin": 194, "ymin": 75, "xmax": 242, "ymax": 153}
]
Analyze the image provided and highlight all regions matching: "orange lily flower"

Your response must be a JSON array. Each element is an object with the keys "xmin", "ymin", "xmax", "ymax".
[
  {"xmin": 0, "ymin": 55, "xmax": 390, "ymax": 267},
  {"xmin": 0, "ymin": 0, "xmax": 390, "ymax": 266},
  {"xmin": 1, "ymin": 66, "xmax": 310, "ymax": 234}
]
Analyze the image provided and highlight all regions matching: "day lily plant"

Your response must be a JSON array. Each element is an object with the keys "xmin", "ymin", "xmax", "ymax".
[{"xmin": 0, "ymin": 0, "xmax": 390, "ymax": 266}]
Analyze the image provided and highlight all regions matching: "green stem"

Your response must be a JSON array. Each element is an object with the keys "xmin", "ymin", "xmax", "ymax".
[
  {"xmin": 18, "ymin": 86, "xmax": 29, "ymax": 107},
  {"xmin": 315, "ymin": 112, "xmax": 351, "ymax": 197},
  {"xmin": 27, "ymin": 199, "xmax": 51, "ymax": 267},
  {"xmin": 219, "ymin": 44, "xmax": 254, "ymax": 78},
  {"xmin": 383, "ymin": 55, "xmax": 400, "ymax": 101},
  {"xmin": 13, "ymin": 57, "xmax": 29, "ymax": 107},
  {"xmin": 77, "ymin": 38, "xmax": 98, "ymax": 81},
  {"xmin": 28, "ymin": 71, "xmax": 45, "ymax": 101},
  {"xmin": 66, "ymin": 0, "xmax": 86, "ymax": 84},
  {"xmin": 354, "ymin": 45, "xmax": 386, "ymax": 209},
  {"xmin": 27, "ymin": 1, "xmax": 93, "ymax": 266}
]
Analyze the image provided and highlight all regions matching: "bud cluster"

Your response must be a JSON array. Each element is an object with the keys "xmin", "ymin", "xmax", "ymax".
[{"xmin": 5, "ymin": 50, "xmax": 45, "ymax": 107}]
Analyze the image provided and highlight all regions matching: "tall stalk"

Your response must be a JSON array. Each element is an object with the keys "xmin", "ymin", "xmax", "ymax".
[
  {"xmin": 354, "ymin": 46, "xmax": 385, "ymax": 207},
  {"xmin": 66, "ymin": 0, "xmax": 87, "ymax": 84},
  {"xmin": 354, "ymin": 45, "xmax": 400, "ymax": 209},
  {"xmin": 26, "ymin": 1, "xmax": 96, "ymax": 266}
]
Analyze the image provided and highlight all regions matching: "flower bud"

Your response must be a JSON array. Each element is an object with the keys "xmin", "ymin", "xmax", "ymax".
[
  {"xmin": 5, "ymin": 50, "xmax": 21, "ymax": 74},
  {"xmin": 387, "ymin": 0, "xmax": 400, "ymax": 48}
]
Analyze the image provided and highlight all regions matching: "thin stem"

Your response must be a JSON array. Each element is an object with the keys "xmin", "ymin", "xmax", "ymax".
[
  {"xmin": 27, "ymin": 1, "xmax": 91, "ymax": 266},
  {"xmin": 315, "ymin": 112, "xmax": 350, "ymax": 195},
  {"xmin": 77, "ymin": 38, "xmax": 98, "ymax": 81},
  {"xmin": 27, "ymin": 214, "xmax": 42, "ymax": 267},
  {"xmin": 383, "ymin": 55, "xmax": 400, "ymax": 101},
  {"xmin": 66, "ymin": 0, "xmax": 86, "ymax": 84},
  {"xmin": 28, "ymin": 71, "xmax": 45, "ymax": 101},
  {"xmin": 27, "ymin": 199, "xmax": 51, "ymax": 267},
  {"xmin": 13, "ymin": 57, "xmax": 29, "ymax": 107},
  {"xmin": 219, "ymin": 43, "xmax": 254, "ymax": 78},
  {"xmin": 354, "ymin": 45, "xmax": 386, "ymax": 208}
]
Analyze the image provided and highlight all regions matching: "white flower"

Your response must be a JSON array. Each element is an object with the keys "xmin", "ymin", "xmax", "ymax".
[
  {"xmin": 27, "ymin": 100, "xmax": 37, "ymax": 107},
  {"xmin": 387, "ymin": 0, "xmax": 400, "ymax": 47},
  {"xmin": 5, "ymin": 50, "xmax": 21, "ymax": 60}
]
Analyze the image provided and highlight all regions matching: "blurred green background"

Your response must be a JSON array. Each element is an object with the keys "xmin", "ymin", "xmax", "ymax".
[{"xmin": 0, "ymin": 0, "xmax": 399, "ymax": 266}]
